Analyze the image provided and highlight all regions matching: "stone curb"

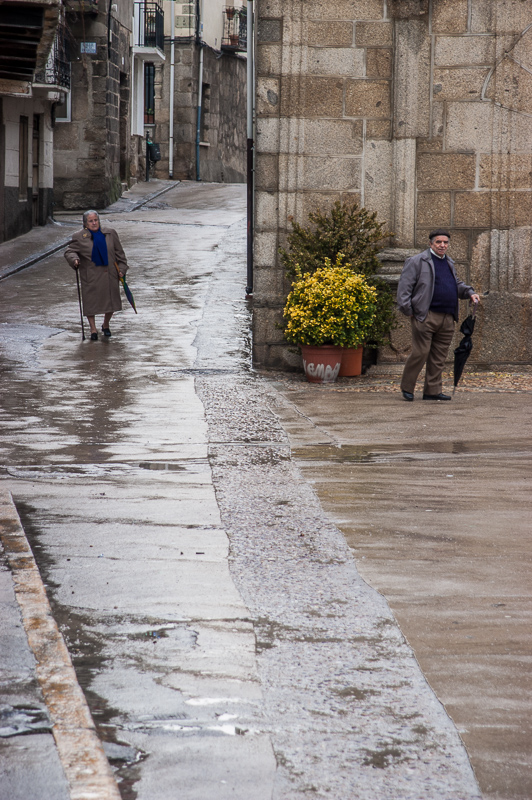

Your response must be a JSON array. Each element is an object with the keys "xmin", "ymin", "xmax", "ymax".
[
  {"xmin": 0, "ymin": 491, "xmax": 121, "ymax": 800},
  {"xmin": 99, "ymin": 179, "xmax": 181, "ymax": 215}
]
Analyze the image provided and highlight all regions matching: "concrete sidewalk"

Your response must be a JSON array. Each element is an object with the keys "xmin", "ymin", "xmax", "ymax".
[
  {"xmin": 0, "ymin": 181, "xmax": 493, "ymax": 799},
  {"xmin": 0, "ymin": 179, "xmax": 178, "ymax": 280},
  {"xmin": 270, "ymin": 370, "xmax": 532, "ymax": 800}
]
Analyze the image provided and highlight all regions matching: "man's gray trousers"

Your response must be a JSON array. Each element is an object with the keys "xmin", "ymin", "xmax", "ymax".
[{"xmin": 400, "ymin": 310, "xmax": 455, "ymax": 395}]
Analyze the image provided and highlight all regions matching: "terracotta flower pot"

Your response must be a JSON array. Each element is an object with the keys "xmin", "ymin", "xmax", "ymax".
[
  {"xmin": 300, "ymin": 345, "xmax": 343, "ymax": 384},
  {"xmin": 339, "ymin": 345, "xmax": 363, "ymax": 377}
]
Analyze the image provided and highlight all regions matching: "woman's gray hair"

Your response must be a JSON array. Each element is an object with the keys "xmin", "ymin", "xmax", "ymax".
[{"xmin": 83, "ymin": 209, "xmax": 100, "ymax": 227}]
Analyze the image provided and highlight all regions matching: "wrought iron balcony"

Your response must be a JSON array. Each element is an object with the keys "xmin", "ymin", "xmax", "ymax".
[
  {"xmin": 222, "ymin": 6, "xmax": 246, "ymax": 51},
  {"xmin": 134, "ymin": 1, "xmax": 164, "ymax": 52},
  {"xmin": 33, "ymin": 19, "xmax": 71, "ymax": 90}
]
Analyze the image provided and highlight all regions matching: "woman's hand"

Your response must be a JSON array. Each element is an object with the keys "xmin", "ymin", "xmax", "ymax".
[{"xmin": 74, "ymin": 259, "xmax": 80, "ymax": 268}]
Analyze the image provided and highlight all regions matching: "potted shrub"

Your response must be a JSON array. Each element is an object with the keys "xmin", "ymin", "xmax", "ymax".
[
  {"xmin": 280, "ymin": 201, "xmax": 395, "ymax": 375},
  {"xmin": 283, "ymin": 255, "xmax": 377, "ymax": 383}
]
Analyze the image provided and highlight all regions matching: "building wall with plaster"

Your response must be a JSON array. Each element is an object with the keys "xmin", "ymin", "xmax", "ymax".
[
  {"xmin": 253, "ymin": 0, "xmax": 532, "ymax": 368},
  {"xmin": 0, "ymin": 0, "xmax": 62, "ymax": 242}
]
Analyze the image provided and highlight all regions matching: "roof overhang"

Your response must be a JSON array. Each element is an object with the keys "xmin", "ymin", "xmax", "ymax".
[{"xmin": 0, "ymin": 0, "xmax": 60, "ymax": 84}]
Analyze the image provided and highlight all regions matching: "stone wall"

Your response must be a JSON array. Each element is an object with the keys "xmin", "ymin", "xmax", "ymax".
[
  {"xmin": 253, "ymin": 0, "xmax": 532, "ymax": 369},
  {"xmin": 152, "ymin": 43, "xmax": 246, "ymax": 183},
  {"xmin": 54, "ymin": 2, "xmax": 133, "ymax": 210},
  {"xmin": 199, "ymin": 48, "xmax": 247, "ymax": 183}
]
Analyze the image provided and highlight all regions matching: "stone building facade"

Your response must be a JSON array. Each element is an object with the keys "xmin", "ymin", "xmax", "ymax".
[
  {"xmin": 150, "ymin": 45, "xmax": 247, "ymax": 183},
  {"xmin": 253, "ymin": 0, "xmax": 532, "ymax": 368},
  {"xmin": 149, "ymin": 1, "xmax": 247, "ymax": 183},
  {"xmin": 53, "ymin": 0, "xmax": 140, "ymax": 209},
  {"xmin": 53, "ymin": 0, "xmax": 246, "ymax": 209}
]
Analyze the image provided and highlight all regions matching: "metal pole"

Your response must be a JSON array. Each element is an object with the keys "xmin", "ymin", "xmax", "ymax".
[
  {"xmin": 75, "ymin": 268, "xmax": 86, "ymax": 341},
  {"xmin": 146, "ymin": 136, "xmax": 149, "ymax": 182},
  {"xmin": 245, "ymin": 0, "xmax": 254, "ymax": 296},
  {"xmin": 195, "ymin": 44, "xmax": 204, "ymax": 182},
  {"xmin": 169, "ymin": 0, "xmax": 175, "ymax": 178},
  {"xmin": 195, "ymin": 0, "xmax": 204, "ymax": 182}
]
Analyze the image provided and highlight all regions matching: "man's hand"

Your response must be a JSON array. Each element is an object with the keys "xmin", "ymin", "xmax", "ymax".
[
  {"xmin": 74, "ymin": 259, "xmax": 80, "ymax": 268},
  {"xmin": 470, "ymin": 293, "xmax": 480, "ymax": 304}
]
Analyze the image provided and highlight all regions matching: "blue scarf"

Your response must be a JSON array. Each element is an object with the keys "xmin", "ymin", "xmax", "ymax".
[{"xmin": 91, "ymin": 229, "xmax": 109, "ymax": 266}]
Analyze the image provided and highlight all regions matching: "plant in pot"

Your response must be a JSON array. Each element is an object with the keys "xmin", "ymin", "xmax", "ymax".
[
  {"xmin": 283, "ymin": 254, "xmax": 377, "ymax": 383},
  {"xmin": 280, "ymin": 200, "xmax": 395, "ymax": 375}
]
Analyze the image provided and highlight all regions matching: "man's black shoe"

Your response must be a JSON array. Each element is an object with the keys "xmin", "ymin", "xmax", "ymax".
[
  {"xmin": 422, "ymin": 392, "xmax": 452, "ymax": 401},
  {"xmin": 402, "ymin": 390, "xmax": 414, "ymax": 401}
]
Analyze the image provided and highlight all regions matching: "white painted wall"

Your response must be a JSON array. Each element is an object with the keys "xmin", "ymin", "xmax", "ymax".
[
  {"xmin": 163, "ymin": 0, "xmax": 244, "ymax": 50},
  {"xmin": 3, "ymin": 96, "xmax": 56, "ymax": 191},
  {"xmin": 3, "ymin": 98, "xmax": 28, "ymax": 188},
  {"xmin": 36, "ymin": 98, "xmax": 54, "ymax": 189},
  {"xmin": 201, "ymin": 0, "xmax": 224, "ymax": 49},
  {"xmin": 131, "ymin": 58, "xmax": 145, "ymax": 135}
]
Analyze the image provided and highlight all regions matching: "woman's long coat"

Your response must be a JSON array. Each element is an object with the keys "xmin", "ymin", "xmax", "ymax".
[{"xmin": 64, "ymin": 227, "xmax": 129, "ymax": 316}]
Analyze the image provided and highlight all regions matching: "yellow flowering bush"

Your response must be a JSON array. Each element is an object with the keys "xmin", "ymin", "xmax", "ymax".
[{"xmin": 283, "ymin": 255, "xmax": 377, "ymax": 347}]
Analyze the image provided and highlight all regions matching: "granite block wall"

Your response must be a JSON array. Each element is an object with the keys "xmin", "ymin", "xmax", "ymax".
[
  {"xmin": 151, "ymin": 43, "xmax": 246, "ymax": 183},
  {"xmin": 253, "ymin": 0, "xmax": 532, "ymax": 368},
  {"xmin": 54, "ymin": 2, "xmax": 134, "ymax": 210}
]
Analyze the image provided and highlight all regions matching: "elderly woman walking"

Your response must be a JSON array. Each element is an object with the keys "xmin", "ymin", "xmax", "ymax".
[{"xmin": 64, "ymin": 210, "xmax": 129, "ymax": 340}]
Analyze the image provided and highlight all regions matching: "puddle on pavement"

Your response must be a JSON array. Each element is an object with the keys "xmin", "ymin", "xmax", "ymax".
[
  {"xmin": 138, "ymin": 461, "xmax": 185, "ymax": 471},
  {"xmin": 0, "ymin": 704, "xmax": 52, "ymax": 737},
  {"xmin": 153, "ymin": 366, "xmax": 238, "ymax": 378},
  {"xmin": 255, "ymin": 616, "xmax": 383, "ymax": 654},
  {"xmin": 15, "ymin": 501, "xmax": 147, "ymax": 800},
  {"xmin": 4, "ymin": 462, "xmax": 203, "ymax": 482},
  {"xmin": 5, "ymin": 464, "xmax": 135, "ymax": 481},
  {"xmin": 13, "ymin": 502, "xmax": 225, "ymax": 796},
  {"xmin": 292, "ymin": 438, "xmax": 532, "ymax": 463},
  {"xmin": 332, "ymin": 687, "xmax": 378, "ymax": 700},
  {"xmin": 362, "ymin": 744, "xmax": 406, "ymax": 769},
  {"xmin": 175, "ymin": 367, "xmax": 238, "ymax": 375}
]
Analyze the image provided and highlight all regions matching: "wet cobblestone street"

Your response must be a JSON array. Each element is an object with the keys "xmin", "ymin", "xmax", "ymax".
[{"xmin": 0, "ymin": 182, "xmax": 529, "ymax": 799}]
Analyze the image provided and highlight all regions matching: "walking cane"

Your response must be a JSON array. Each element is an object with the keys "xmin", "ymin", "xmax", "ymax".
[{"xmin": 75, "ymin": 268, "xmax": 86, "ymax": 341}]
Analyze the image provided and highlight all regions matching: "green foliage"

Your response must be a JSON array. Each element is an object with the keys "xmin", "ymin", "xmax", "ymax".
[
  {"xmin": 365, "ymin": 275, "xmax": 397, "ymax": 348},
  {"xmin": 280, "ymin": 201, "xmax": 395, "ymax": 347},
  {"xmin": 283, "ymin": 255, "xmax": 377, "ymax": 348}
]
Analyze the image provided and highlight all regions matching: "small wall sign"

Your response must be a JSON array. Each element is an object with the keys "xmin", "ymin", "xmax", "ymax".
[{"xmin": 80, "ymin": 42, "xmax": 97, "ymax": 54}]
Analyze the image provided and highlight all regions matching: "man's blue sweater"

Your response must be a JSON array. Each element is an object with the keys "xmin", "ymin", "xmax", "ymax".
[{"xmin": 429, "ymin": 253, "xmax": 457, "ymax": 315}]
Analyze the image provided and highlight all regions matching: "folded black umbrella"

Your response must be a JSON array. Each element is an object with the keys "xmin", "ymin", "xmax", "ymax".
[
  {"xmin": 453, "ymin": 309, "xmax": 476, "ymax": 391},
  {"xmin": 115, "ymin": 262, "xmax": 137, "ymax": 314}
]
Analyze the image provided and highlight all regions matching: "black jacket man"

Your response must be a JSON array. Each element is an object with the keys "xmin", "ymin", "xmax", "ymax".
[{"xmin": 397, "ymin": 229, "xmax": 480, "ymax": 401}]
